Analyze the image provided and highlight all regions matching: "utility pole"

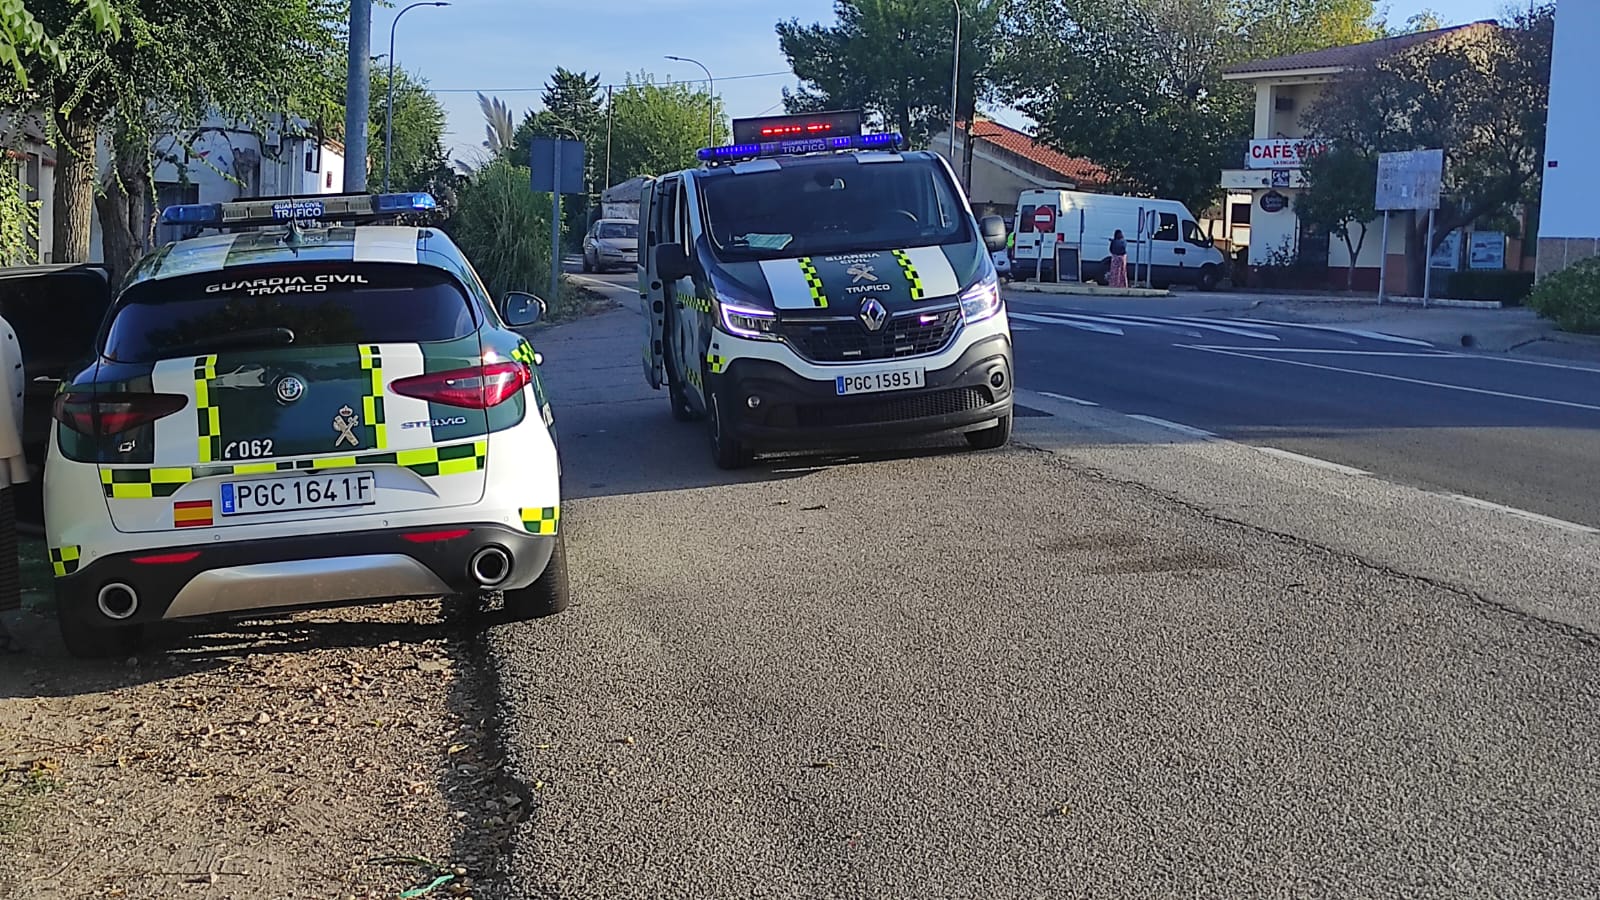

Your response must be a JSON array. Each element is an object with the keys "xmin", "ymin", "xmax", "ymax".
[
  {"xmin": 604, "ymin": 84, "xmax": 614, "ymax": 191},
  {"xmin": 344, "ymin": 0, "xmax": 372, "ymax": 192}
]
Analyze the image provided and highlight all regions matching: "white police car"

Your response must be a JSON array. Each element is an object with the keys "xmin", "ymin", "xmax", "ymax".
[{"xmin": 46, "ymin": 192, "xmax": 568, "ymax": 657}]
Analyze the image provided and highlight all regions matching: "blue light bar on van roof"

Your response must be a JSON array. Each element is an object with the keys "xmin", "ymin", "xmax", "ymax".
[
  {"xmin": 160, "ymin": 192, "xmax": 438, "ymax": 227},
  {"xmin": 697, "ymin": 132, "xmax": 904, "ymax": 163}
]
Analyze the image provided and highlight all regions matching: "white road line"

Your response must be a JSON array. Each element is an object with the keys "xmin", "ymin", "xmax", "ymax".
[
  {"xmin": 1466, "ymin": 355, "xmax": 1600, "ymax": 376},
  {"xmin": 1226, "ymin": 318, "xmax": 1436, "ymax": 348},
  {"xmin": 1107, "ymin": 313, "xmax": 1281, "ymax": 342},
  {"xmin": 1181, "ymin": 345, "xmax": 1600, "ymax": 413},
  {"xmin": 1127, "ymin": 414, "xmax": 1217, "ymax": 439},
  {"xmin": 569, "ymin": 274, "xmax": 635, "ymax": 295},
  {"xmin": 1011, "ymin": 312, "xmax": 1124, "ymax": 335},
  {"xmin": 1188, "ymin": 345, "xmax": 1454, "ymax": 358},
  {"xmin": 1045, "ymin": 312, "xmax": 1205, "ymax": 338},
  {"xmin": 1010, "ymin": 323, "xmax": 1041, "ymax": 331},
  {"xmin": 1443, "ymin": 493, "xmax": 1599, "ymax": 535},
  {"xmin": 1254, "ymin": 446, "xmax": 1371, "ymax": 476},
  {"xmin": 1038, "ymin": 391, "xmax": 1099, "ymax": 406}
]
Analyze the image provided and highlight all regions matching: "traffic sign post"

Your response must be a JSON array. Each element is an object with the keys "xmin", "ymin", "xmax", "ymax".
[
  {"xmin": 1376, "ymin": 149, "xmax": 1444, "ymax": 306},
  {"xmin": 531, "ymin": 137, "xmax": 587, "ymax": 310}
]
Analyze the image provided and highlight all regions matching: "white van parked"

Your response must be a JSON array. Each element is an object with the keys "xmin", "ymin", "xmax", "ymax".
[{"xmin": 1012, "ymin": 189, "xmax": 1227, "ymax": 290}]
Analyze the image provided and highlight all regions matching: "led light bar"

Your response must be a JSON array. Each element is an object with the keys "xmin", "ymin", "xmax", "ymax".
[
  {"xmin": 732, "ymin": 110, "xmax": 864, "ymax": 144},
  {"xmin": 697, "ymin": 132, "xmax": 904, "ymax": 163},
  {"xmin": 160, "ymin": 192, "xmax": 438, "ymax": 227}
]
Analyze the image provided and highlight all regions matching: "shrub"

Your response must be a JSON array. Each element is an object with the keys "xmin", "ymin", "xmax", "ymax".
[
  {"xmin": 1444, "ymin": 270, "xmax": 1535, "ymax": 305},
  {"xmin": 1527, "ymin": 258, "xmax": 1600, "ymax": 334},
  {"xmin": 447, "ymin": 159, "xmax": 582, "ymax": 320}
]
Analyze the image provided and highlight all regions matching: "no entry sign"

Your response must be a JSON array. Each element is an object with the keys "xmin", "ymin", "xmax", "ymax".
[{"xmin": 1033, "ymin": 206, "xmax": 1057, "ymax": 232}]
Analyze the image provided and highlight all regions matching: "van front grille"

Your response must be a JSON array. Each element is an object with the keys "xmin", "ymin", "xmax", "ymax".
[{"xmin": 777, "ymin": 306, "xmax": 962, "ymax": 363}]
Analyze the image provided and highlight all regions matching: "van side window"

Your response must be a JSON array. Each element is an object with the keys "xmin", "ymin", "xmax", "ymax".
[
  {"xmin": 1182, "ymin": 221, "xmax": 1210, "ymax": 247},
  {"xmin": 1153, "ymin": 213, "xmax": 1179, "ymax": 242},
  {"xmin": 1018, "ymin": 204, "xmax": 1036, "ymax": 234},
  {"xmin": 655, "ymin": 180, "xmax": 678, "ymax": 248}
]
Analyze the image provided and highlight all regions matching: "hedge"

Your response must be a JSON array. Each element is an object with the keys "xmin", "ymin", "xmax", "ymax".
[
  {"xmin": 1443, "ymin": 270, "xmax": 1535, "ymax": 305},
  {"xmin": 1527, "ymin": 258, "xmax": 1600, "ymax": 334}
]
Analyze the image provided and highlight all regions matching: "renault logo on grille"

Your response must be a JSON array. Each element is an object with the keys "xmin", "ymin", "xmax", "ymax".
[
  {"xmin": 859, "ymin": 298, "xmax": 888, "ymax": 332},
  {"xmin": 274, "ymin": 375, "xmax": 305, "ymax": 404}
]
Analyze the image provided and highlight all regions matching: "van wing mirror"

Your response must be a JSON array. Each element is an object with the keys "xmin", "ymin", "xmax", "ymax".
[
  {"xmin": 979, "ymin": 215, "xmax": 1008, "ymax": 252},
  {"xmin": 656, "ymin": 244, "xmax": 692, "ymax": 282},
  {"xmin": 501, "ymin": 291, "xmax": 545, "ymax": 327}
]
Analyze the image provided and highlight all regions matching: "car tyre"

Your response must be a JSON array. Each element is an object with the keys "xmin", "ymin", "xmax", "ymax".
[
  {"xmin": 965, "ymin": 414, "xmax": 1012, "ymax": 451},
  {"xmin": 709, "ymin": 390, "xmax": 753, "ymax": 470},
  {"xmin": 1197, "ymin": 265, "xmax": 1220, "ymax": 292},
  {"xmin": 58, "ymin": 613, "xmax": 144, "ymax": 659},
  {"xmin": 581, "ymin": 252, "xmax": 593, "ymax": 274},
  {"xmin": 503, "ymin": 531, "xmax": 570, "ymax": 619}
]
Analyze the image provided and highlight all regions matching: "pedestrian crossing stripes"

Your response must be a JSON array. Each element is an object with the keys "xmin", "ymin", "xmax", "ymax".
[{"xmin": 1010, "ymin": 310, "xmax": 1437, "ymax": 349}]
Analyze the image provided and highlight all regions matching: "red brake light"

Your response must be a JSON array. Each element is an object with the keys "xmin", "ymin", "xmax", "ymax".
[
  {"xmin": 388, "ymin": 361, "xmax": 530, "ymax": 410},
  {"xmin": 401, "ymin": 529, "xmax": 472, "ymax": 543},
  {"xmin": 52, "ymin": 391, "xmax": 189, "ymax": 436}
]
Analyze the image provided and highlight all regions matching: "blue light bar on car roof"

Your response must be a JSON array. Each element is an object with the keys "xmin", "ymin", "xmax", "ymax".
[
  {"xmin": 159, "ymin": 192, "xmax": 438, "ymax": 227},
  {"xmin": 697, "ymin": 132, "xmax": 904, "ymax": 163}
]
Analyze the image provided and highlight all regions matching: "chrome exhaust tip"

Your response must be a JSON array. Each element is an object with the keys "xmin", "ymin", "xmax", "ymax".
[
  {"xmin": 469, "ymin": 546, "xmax": 512, "ymax": 588},
  {"xmin": 97, "ymin": 582, "xmax": 139, "ymax": 621}
]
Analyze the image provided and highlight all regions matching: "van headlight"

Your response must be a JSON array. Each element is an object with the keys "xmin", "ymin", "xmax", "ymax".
[
  {"xmin": 717, "ymin": 298, "xmax": 779, "ymax": 340},
  {"xmin": 959, "ymin": 273, "xmax": 1003, "ymax": 324}
]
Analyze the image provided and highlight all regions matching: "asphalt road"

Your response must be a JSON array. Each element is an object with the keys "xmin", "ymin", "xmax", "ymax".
[
  {"xmin": 1006, "ymin": 292, "xmax": 1600, "ymax": 530},
  {"xmin": 486, "ymin": 272, "xmax": 1600, "ymax": 898}
]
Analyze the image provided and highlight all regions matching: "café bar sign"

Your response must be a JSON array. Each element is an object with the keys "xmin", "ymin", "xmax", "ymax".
[{"xmin": 1246, "ymin": 138, "xmax": 1330, "ymax": 170}]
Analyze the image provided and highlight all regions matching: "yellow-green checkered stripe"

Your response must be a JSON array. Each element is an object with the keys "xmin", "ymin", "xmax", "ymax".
[
  {"xmin": 520, "ymin": 506, "xmax": 559, "ymax": 535},
  {"xmin": 194, "ymin": 355, "xmax": 221, "ymax": 463},
  {"xmin": 49, "ymin": 545, "xmax": 81, "ymax": 578},
  {"xmin": 511, "ymin": 340, "xmax": 537, "ymax": 366},
  {"xmin": 798, "ymin": 257, "xmax": 828, "ymax": 308},
  {"xmin": 891, "ymin": 250, "xmax": 925, "ymax": 301},
  {"xmin": 100, "ymin": 440, "xmax": 489, "ymax": 498},
  {"xmin": 677, "ymin": 291, "xmax": 712, "ymax": 314},
  {"xmin": 359, "ymin": 344, "xmax": 387, "ymax": 449},
  {"xmin": 706, "ymin": 353, "xmax": 728, "ymax": 374}
]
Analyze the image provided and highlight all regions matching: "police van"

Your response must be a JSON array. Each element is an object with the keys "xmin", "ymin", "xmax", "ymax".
[
  {"xmin": 639, "ymin": 111, "xmax": 1014, "ymax": 468},
  {"xmin": 45, "ymin": 193, "xmax": 567, "ymax": 656}
]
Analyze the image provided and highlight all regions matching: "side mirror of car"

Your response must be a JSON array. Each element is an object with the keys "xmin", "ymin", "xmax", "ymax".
[
  {"xmin": 979, "ymin": 215, "xmax": 1008, "ymax": 252},
  {"xmin": 655, "ymin": 244, "xmax": 692, "ymax": 282},
  {"xmin": 502, "ymin": 291, "xmax": 545, "ymax": 327}
]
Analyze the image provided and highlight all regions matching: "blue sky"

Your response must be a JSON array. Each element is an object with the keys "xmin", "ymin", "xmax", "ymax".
[{"xmin": 376, "ymin": 0, "xmax": 1514, "ymax": 163}]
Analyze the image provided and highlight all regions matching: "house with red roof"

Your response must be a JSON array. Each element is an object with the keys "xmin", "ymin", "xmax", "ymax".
[{"xmin": 928, "ymin": 118, "xmax": 1114, "ymax": 222}]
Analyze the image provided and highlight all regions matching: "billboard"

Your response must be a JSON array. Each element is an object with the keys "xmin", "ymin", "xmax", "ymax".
[{"xmin": 1376, "ymin": 149, "xmax": 1444, "ymax": 211}]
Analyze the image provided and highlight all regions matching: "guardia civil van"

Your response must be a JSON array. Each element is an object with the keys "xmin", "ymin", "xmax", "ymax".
[
  {"xmin": 640, "ymin": 111, "xmax": 1014, "ymax": 468},
  {"xmin": 45, "ymin": 192, "xmax": 567, "ymax": 657}
]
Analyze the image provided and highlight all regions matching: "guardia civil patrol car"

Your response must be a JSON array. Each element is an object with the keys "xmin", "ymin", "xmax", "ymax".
[
  {"xmin": 46, "ymin": 192, "xmax": 567, "ymax": 657},
  {"xmin": 640, "ymin": 111, "xmax": 1014, "ymax": 468}
]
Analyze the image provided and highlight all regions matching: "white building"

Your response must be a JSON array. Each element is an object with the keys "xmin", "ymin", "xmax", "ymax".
[
  {"xmin": 1220, "ymin": 23, "xmax": 1497, "ymax": 290},
  {"xmin": 91, "ymin": 114, "xmax": 345, "ymax": 258},
  {"xmin": 1537, "ymin": 1, "xmax": 1598, "ymax": 279}
]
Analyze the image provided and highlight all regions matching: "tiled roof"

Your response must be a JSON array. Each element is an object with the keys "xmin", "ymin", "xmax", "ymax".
[
  {"xmin": 960, "ymin": 119, "xmax": 1113, "ymax": 187},
  {"xmin": 1224, "ymin": 21, "xmax": 1497, "ymax": 77}
]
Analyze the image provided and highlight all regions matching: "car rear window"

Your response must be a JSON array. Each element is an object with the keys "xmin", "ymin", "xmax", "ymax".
[
  {"xmin": 102, "ymin": 263, "xmax": 478, "ymax": 363},
  {"xmin": 598, "ymin": 222, "xmax": 637, "ymax": 239}
]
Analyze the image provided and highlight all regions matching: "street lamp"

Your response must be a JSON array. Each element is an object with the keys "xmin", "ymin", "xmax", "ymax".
[
  {"xmin": 665, "ymin": 55, "xmax": 716, "ymax": 147},
  {"xmin": 948, "ymin": 0, "xmax": 961, "ymax": 161},
  {"xmin": 385, "ymin": 1, "xmax": 450, "ymax": 193}
]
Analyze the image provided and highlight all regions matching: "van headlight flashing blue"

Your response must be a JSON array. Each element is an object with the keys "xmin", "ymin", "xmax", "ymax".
[{"xmin": 959, "ymin": 272, "xmax": 1003, "ymax": 324}]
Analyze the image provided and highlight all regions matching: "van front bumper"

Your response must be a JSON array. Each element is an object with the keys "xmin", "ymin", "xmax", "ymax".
[{"xmin": 712, "ymin": 334, "xmax": 1013, "ymax": 448}]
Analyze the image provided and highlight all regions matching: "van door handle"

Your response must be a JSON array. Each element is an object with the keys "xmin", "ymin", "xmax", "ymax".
[{"xmin": 1174, "ymin": 247, "xmax": 1186, "ymax": 255}]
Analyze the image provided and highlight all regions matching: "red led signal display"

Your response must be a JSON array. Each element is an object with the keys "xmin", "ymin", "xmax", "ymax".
[{"xmin": 732, "ymin": 110, "xmax": 864, "ymax": 145}]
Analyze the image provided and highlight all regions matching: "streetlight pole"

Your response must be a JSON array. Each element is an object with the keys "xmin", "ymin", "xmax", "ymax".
[
  {"xmin": 385, "ymin": 1, "xmax": 449, "ymax": 193},
  {"xmin": 666, "ymin": 55, "xmax": 715, "ymax": 147},
  {"xmin": 948, "ymin": 0, "xmax": 961, "ymax": 162}
]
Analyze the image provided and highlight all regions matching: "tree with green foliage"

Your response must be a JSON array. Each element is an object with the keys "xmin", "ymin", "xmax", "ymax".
[
  {"xmin": 1303, "ymin": 6, "xmax": 1553, "ymax": 294},
  {"xmin": 998, "ymin": 0, "xmax": 1383, "ymax": 211},
  {"xmin": 5, "ymin": 0, "xmax": 343, "ymax": 280},
  {"xmin": 0, "ymin": 0, "xmax": 118, "ymax": 87},
  {"xmin": 371, "ymin": 67, "xmax": 448, "ymax": 195},
  {"xmin": 1295, "ymin": 147, "xmax": 1378, "ymax": 289},
  {"xmin": 448, "ymin": 158, "xmax": 553, "ymax": 308},
  {"xmin": 777, "ymin": 0, "xmax": 1002, "ymax": 162},
  {"xmin": 512, "ymin": 68, "xmax": 605, "ymax": 246},
  {"xmin": 606, "ymin": 73, "xmax": 726, "ymax": 183}
]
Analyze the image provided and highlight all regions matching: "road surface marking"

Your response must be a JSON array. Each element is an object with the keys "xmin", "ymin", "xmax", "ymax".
[
  {"xmin": 1010, "ymin": 313, "xmax": 1124, "ymax": 335},
  {"xmin": 569, "ymin": 274, "xmax": 635, "ymax": 295},
  {"xmin": 1038, "ymin": 391, "xmax": 1098, "ymax": 407},
  {"xmin": 1442, "ymin": 494, "xmax": 1599, "ymax": 535},
  {"xmin": 1189, "ymin": 345, "xmax": 1454, "ymax": 358},
  {"xmin": 1466, "ymin": 355, "xmax": 1600, "ymax": 376},
  {"xmin": 1127, "ymin": 415, "xmax": 1217, "ymax": 439},
  {"xmin": 1010, "ymin": 323, "xmax": 1040, "ymax": 331},
  {"xmin": 1226, "ymin": 319, "xmax": 1436, "ymax": 348},
  {"xmin": 1254, "ymin": 446, "xmax": 1371, "ymax": 476},
  {"xmin": 1181, "ymin": 345, "xmax": 1600, "ymax": 413},
  {"xmin": 1107, "ymin": 314, "xmax": 1281, "ymax": 342},
  {"xmin": 1043, "ymin": 312, "xmax": 1205, "ymax": 337}
]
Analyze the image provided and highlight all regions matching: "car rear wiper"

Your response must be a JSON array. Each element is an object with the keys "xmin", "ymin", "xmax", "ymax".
[{"xmin": 161, "ymin": 327, "xmax": 296, "ymax": 356}]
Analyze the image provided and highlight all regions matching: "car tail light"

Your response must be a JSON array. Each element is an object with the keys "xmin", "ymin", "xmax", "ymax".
[
  {"xmin": 52, "ymin": 391, "xmax": 189, "ymax": 436},
  {"xmin": 389, "ymin": 361, "xmax": 530, "ymax": 409},
  {"xmin": 402, "ymin": 529, "xmax": 472, "ymax": 543},
  {"xmin": 132, "ymin": 551, "xmax": 202, "ymax": 565}
]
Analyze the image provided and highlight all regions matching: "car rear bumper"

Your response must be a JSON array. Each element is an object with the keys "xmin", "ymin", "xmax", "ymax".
[
  {"xmin": 54, "ymin": 523, "xmax": 556, "ymax": 626},
  {"xmin": 713, "ymin": 334, "xmax": 1013, "ymax": 448}
]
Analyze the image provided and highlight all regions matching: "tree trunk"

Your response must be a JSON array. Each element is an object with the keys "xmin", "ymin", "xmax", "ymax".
[
  {"xmin": 51, "ymin": 113, "xmax": 98, "ymax": 264},
  {"xmin": 95, "ymin": 141, "xmax": 153, "ymax": 287}
]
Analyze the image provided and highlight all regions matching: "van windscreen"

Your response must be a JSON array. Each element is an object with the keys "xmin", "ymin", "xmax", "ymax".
[{"xmin": 698, "ymin": 158, "xmax": 971, "ymax": 261}]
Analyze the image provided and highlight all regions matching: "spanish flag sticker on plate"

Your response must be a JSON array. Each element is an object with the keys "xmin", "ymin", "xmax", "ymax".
[{"xmin": 173, "ymin": 500, "xmax": 214, "ymax": 529}]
